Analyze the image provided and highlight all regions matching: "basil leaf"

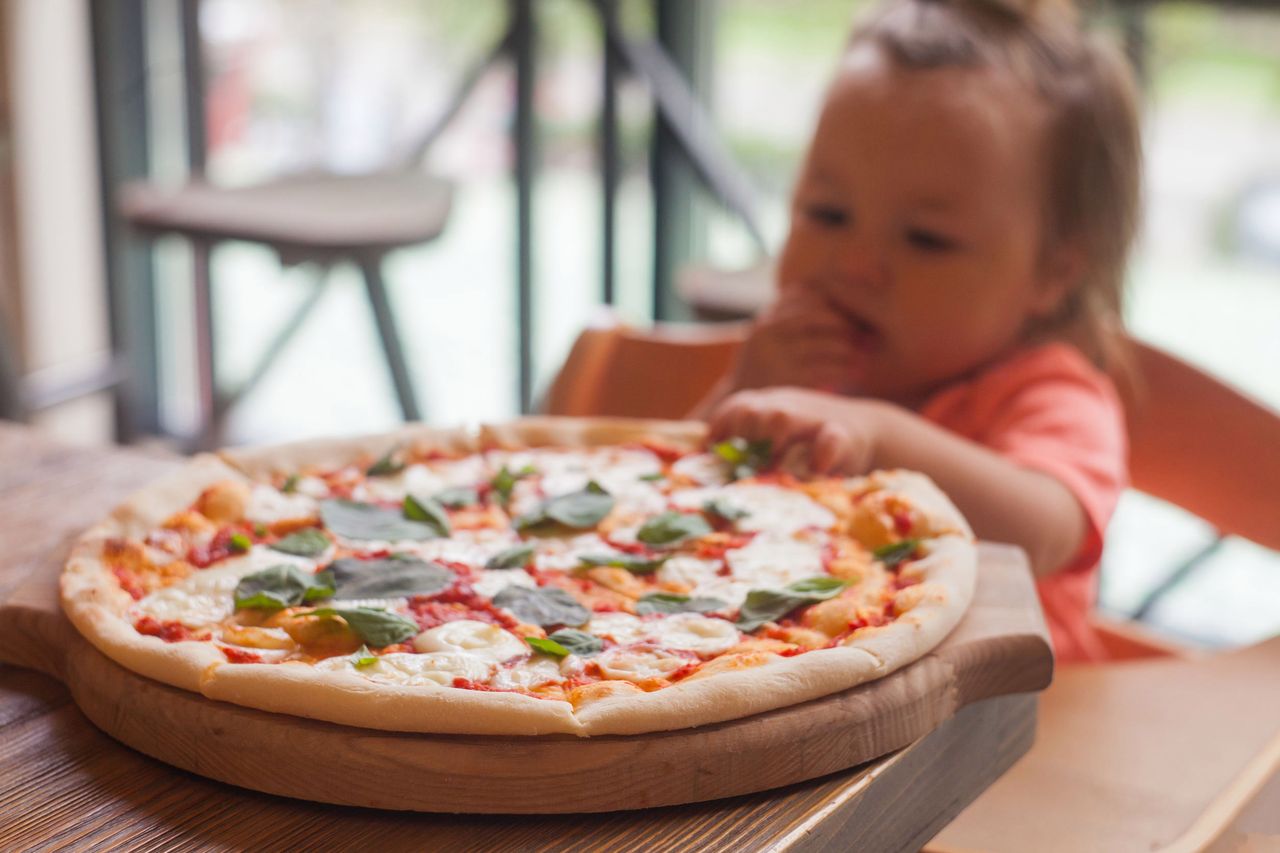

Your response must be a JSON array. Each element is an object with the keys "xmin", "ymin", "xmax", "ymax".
[
  {"xmin": 547, "ymin": 628, "xmax": 604, "ymax": 656},
  {"xmin": 490, "ymin": 464, "xmax": 536, "ymax": 507},
  {"xmin": 326, "ymin": 556, "xmax": 454, "ymax": 600},
  {"xmin": 351, "ymin": 645, "xmax": 378, "ymax": 668},
  {"xmin": 403, "ymin": 494, "xmax": 451, "ymax": 537},
  {"xmin": 234, "ymin": 565, "xmax": 335, "ymax": 611},
  {"xmin": 635, "ymin": 593, "xmax": 728, "ymax": 616},
  {"xmin": 270, "ymin": 528, "xmax": 331, "ymax": 557},
  {"xmin": 579, "ymin": 553, "xmax": 668, "ymax": 574},
  {"xmin": 253, "ymin": 523, "xmax": 269, "ymax": 538},
  {"xmin": 486, "ymin": 543, "xmax": 535, "ymax": 570},
  {"xmin": 735, "ymin": 577, "xmax": 851, "ymax": 633},
  {"xmin": 281, "ymin": 474, "xmax": 300, "ymax": 494},
  {"xmin": 639, "ymin": 472, "xmax": 665, "ymax": 482},
  {"xmin": 366, "ymin": 446, "xmax": 406, "ymax": 477},
  {"xmin": 712, "ymin": 437, "xmax": 772, "ymax": 481},
  {"xmin": 873, "ymin": 539, "xmax": 921, "ymax": 568},
  {"xmin": 493, "ymin": 586, "xmax": 589, "ymax": 628},
  {"xmin": 320, "ymin": 499, "xmax": 440, "ymax": 541},
  {"xmin": 434, "ymin": 486, "xmax": 479, "ymax": 509},
  {"xmin": 517, "ymin": 482, "xmax": 615, "ymax": 532},
  {"xmin": 309, "ymin": 607, "xmax": 419, "ymax": 648},
  {"xmin": 636, "ymin": 511, "xmax": 712, "ymax": 548},
  {"xmin": 525, "ymin": 636, "xmax": 570, "ymax": 657},
  {"xmin": 229, "ymin": 533, "xmax": 253, "ymax": 553},
  {"xmin": 704, "ymin": 498, "xmax": 748, "ymax": 523}
]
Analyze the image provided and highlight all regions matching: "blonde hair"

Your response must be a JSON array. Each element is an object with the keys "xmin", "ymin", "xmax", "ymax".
[{"xmin": 850, "ymin": 0, "xmax": 1142, "ymax": 372}]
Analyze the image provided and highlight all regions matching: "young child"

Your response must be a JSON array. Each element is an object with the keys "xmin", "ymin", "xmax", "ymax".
[{"xmin": 704, "ymin": 0, "xmax": 1142, "ymax": 663}]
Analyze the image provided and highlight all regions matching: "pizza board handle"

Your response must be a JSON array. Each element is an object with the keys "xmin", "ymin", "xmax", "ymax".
[{"xmin": 0, "ymin": 564, "xmax": 73, "ymax": 681}]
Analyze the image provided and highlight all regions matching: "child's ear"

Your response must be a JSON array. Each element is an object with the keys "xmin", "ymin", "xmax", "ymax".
[{"xmin": 1031, "ymin": 242, "xmax": 1086, "ymax": 319}]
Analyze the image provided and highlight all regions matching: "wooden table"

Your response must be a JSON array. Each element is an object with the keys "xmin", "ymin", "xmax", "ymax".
[{"xmin": 0, "ymin": 423, "xmax": 1044, "ymax": 852}]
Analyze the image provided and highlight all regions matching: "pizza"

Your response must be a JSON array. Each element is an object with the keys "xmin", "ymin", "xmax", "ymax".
[{"xmin": 61, "ymin": 417, "xmax": 976, "ymax": 737}]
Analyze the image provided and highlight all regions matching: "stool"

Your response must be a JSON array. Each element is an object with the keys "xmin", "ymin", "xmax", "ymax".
[{"xmin": 120, "ymin": 170, "xmax": 453, "ymax": 445}]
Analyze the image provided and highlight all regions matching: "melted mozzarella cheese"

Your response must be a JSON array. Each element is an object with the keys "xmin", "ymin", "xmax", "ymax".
[
  {"xmin": 498, "ymin": 447, "xmax": 666, "ymax": 516},
  {"xmin": 726, "ymin": 534, "xmax": 825, "ymax": 587},
  {"xmin": 295, "ymin": 476, "xmax": 330, "ymax": 498},
  {"xmin": 135, "ymin": 547, "xmax": 316, "ymax": 628},
  {"xmin": 471, "ymin": 568, "xmax": 537, "ymax": 599},
  {"xmin": 356, "ymin": 457, "xmax": 489, "ymax": 503},
  {"xmin": 243, "ymin": 485, "xmax": 319, "ymax": 525},
  {"xmin": 533, "ymin": 533, "xmax": 610, "ymax": 572},
  {"xmin": 670, "ymin": 452, "xmax": 729, "ymax": 486},
  {"xmin": 321, "ymin": 651, "xmax": 492, "ymax": 686},
  {"xmin": 671, "ymin": 483, "xmax": 835, "ymax": 536},
  {"xmin": 585, "ymin": 612, "xmax": 647, "ymax": 645},
  {"xmin": 645, "ymin": 614, "xmax": 740, "ymax": 657},
  {"xmin": 489, "ymin": 657, "xmax": 564, "ymax": 690},
  {"xmin": 595, "ymin": 648, "xmax": 688, "ymax": 682},
  {"xmin": 412, "ymin": 620, "xmax": 526, "ymax": 663},
  {"xmin": 655, "ymin": 555, "xmax": 722, "ymax": 591}
]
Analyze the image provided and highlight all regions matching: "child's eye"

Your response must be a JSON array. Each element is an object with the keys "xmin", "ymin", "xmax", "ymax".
[
  {"xmin": 905, "ymin": 227, "xmax": 958, "ymax": 253},
  {"xmin": 804, "ymin": 204, "xmax": 849, "ymax": 228}
]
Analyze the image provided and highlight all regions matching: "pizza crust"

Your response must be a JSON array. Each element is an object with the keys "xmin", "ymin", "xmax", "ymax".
[{"xmin": 61, "ymin": 417, "xmax": 977, "ymax": 736}]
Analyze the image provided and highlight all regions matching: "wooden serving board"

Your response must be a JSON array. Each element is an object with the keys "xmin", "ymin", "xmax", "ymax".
[{"xmin": 0, "ymin": 541, "xmax": 1052, "ymax": 814}]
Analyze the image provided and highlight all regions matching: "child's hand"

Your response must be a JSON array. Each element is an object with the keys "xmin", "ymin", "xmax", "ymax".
[
  {"xmin": 730, "ymin": 292, "xmax": 865, "ymax": 394},
  {"xmin": 707, "ymin": 388, "xmax": 882, "ymax": 476}
]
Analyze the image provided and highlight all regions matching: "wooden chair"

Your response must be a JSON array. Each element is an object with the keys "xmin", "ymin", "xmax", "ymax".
[{"xmin": 545, "ymin": 312, "xmax": 1280, "ymax": 851}]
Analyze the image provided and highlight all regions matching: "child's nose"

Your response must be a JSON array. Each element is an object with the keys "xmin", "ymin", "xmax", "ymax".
[{"xmin": 829, "ymin": 233, "xmax": 887, "ymax": 294}]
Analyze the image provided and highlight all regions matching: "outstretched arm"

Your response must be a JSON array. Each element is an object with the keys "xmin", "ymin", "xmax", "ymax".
[{"xmin": 707, "ymin": 387, "xmax": 1087, "ymax": 578}]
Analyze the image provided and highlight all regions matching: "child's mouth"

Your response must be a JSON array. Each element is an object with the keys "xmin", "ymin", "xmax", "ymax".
[{"xmin": 843, "ymin": 310, "xmax": 881, "ymax": 353}]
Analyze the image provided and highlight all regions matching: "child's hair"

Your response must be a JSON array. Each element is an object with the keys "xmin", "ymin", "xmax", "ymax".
[{"xmin": 849, "ymin": 0, "xmax": 1142, "ymax": 373}]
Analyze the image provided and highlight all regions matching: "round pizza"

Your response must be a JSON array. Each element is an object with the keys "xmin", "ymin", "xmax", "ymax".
[{"xmin": 61, "ymin": 417, "xmax": 976, "ymax": 736}]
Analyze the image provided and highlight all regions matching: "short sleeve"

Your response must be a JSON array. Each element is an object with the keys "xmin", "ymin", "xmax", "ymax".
[{"xmin": 921, "ymin": 343, "xmax": 1128, "ymax": 574}]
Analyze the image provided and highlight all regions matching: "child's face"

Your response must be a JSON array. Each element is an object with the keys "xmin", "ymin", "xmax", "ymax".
[{"xmin": 777, "ymin": 45, "xmax": 1072, "ymax": 405}]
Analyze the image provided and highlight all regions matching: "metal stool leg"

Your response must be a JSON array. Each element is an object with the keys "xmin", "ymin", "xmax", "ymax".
[
  {"xmin": 357, "ymin": 256, "xmax": 422, "ymax": 422},
  {"xmin": 191, "ymin": 238, "xmax": 220, "ymax": 448}
]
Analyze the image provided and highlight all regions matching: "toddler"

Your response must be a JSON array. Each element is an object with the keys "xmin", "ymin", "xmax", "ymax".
[{"xmin": 705, "ymin": 0, "xmax": 1142, "ymax": 662}]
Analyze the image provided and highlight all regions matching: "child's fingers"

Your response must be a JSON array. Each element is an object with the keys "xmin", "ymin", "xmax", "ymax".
[{"xmin": 810, "ymin": 423, "xmax": 849, "ymax": 475}]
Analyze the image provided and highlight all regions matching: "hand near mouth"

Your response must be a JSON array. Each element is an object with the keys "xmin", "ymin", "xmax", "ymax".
[{"xmin": 729, "ymin": 291, "xmax": 871, "ymax": 395}]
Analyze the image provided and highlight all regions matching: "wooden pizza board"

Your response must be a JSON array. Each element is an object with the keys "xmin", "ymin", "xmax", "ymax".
[{"xmin": 0, "ymin": 543, "xmax": 1051, "ymax": 814}]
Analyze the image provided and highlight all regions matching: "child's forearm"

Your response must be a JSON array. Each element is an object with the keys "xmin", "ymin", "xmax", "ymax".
[{"xmin": 861, "ymin": 401, "xmax": 1087, "ymax": 578}]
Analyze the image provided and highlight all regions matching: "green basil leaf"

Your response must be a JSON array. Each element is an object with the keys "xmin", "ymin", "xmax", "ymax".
[
  {"xmin": 712, "ymin": 437, "xmax": 773, "ymax": 481},
  {"xmin": 403, "ymin": 494, "xmax": 451, "ymax": 537},
  {"xmin": 493, "ymin": 586, "xmax": 589, "ymax": 628},
  {"xmin": 229, "ymin": 533, "xmax": 253, "ymax": 553},
  {"xmin": 320, "ymin": 499, "xmax": 440, "ymax": 541},
  {"xmin": 872, "ymin": 539, "xmax": 921, "ymax": 568},
  {"xmin": 490, "ymin": 464, "xmax": 536, "ymax": 507},
  {"xmin": 351, "ymin": 645, "xmax": 378, "ymax": 668},
  {"xmin": 281, "ymin": 474, "xmax": 300, "ymax": 494},
  {"xmin": 636, "ymin": 511, "xmax": 712, "ymax": 547},
  {"xmin": 547, "ymin": 628, "xmax": 604, "ymax": 656},
  {"xmin": 253, "ymin": 523, "xmax": 269, "ymax": 538},
  {"xmin": 309, "ymin": 607, "xmax": 419, "ymax": 648},
  {"xmin": 234, "ymin": 565, "xmax": 335, "ymax": 611},
  {"xmin": 525, "ymin": 636, "xmax": 570, "ymax": 657},
  {"xmin": 704, "ymin": 498, "xmax": 749, "ymax": 523},
  {"xmin": 735, "ymin": 577, "xmax": 851, "ymax": 633},
  {"xmin": 434, "ymin": 486, "xmax": 479, "ymax": 509},
  {"xmin": 486, "ymin": 543, "xmax": 535, "ymax": 570},
  {"xmin": 639, "ymin": 472, "xmax": 665, "ymax": 482},
  {"xmin": 635, "ymin": 593, "xmax": 728, "ymax": 616},
  {"xmin": 326, "ymin": 556, "xmax": 454, "ymax": 600},
  {"xmin": 578, "ymin": 553, "xmax": 668, "ymax": 574},
  {"xmin": 517, "ymin": 482, "xmax": 615, "ymax": 532},
  {"xmin": 366, "ymin": 446, "xmax": 406, "ymax": 477},
  {"xmin": 269, "ymin": 528, "xmax": 331, "ymax": 557}
]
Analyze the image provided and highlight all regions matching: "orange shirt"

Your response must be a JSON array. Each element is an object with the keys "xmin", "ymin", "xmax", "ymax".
[{"xmin": 919, "ymin": 343, "xmax": 1128, "ymax": 663}]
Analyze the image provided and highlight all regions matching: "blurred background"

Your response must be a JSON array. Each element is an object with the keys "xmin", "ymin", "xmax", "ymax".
[{"xmin": 1, "ymin": 0, "xmax": 1276, "ymax": 647}]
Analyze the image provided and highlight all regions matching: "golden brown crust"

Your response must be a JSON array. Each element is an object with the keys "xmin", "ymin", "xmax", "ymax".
[{"xmin": 61, "ymin": 418, "xmax": 976, "ymax": 736}]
